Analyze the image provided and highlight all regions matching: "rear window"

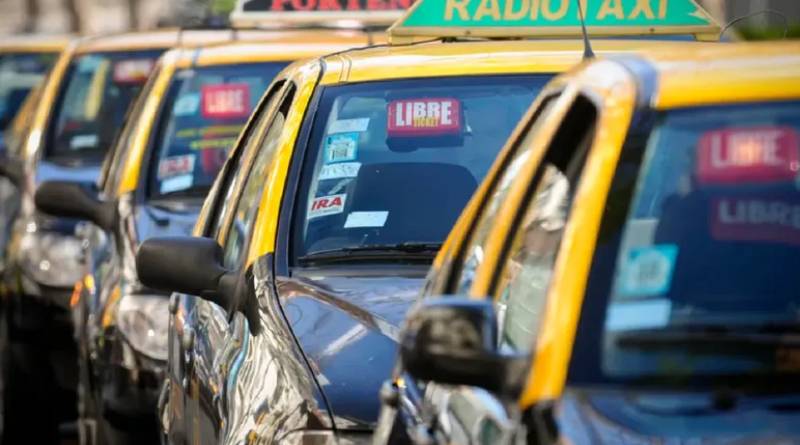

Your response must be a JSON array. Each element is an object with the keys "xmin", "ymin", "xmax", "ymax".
[
  {"xmin": 46, "ymin": 50, "xmax": 161, "ymax": 159},
  {"xmin": 0, "ymin": 52, "xmax": 57, "ymax": 130},
  {"xmin": 147, "ymin": 62, "xmax": 286, "ymax": 198},
  {"xmin": 292, "ymin": 75, "xmax": 551, "ymax": 260}
]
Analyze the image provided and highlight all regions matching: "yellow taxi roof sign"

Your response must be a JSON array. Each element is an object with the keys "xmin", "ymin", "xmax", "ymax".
[
  {"xmin": 230, "ymin": 0, "xmax": 413, "ymax": 27},
  {"xmin": 389, "ymin": 0, "xmax": 721, "ymax": 42}
]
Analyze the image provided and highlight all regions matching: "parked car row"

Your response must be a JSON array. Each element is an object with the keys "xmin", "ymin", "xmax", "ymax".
[{"xmin": 1, "ymin": 0, "xmax": 799, "ymax": 444}]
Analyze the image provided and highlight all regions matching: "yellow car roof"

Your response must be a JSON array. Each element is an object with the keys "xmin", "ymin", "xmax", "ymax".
[
  {"xmin": 319, "ymin": 38, "xmax": 721, "ymax": 85},
  {"xmin": 0, "ymin": 34, "xmax": 72, "ymax": 53},
  {"xmin": 173, "ymin": 29, "xmax": 375, "ymax": 67},
  {"xmin": 74, "ymin": 29, "xmax": 291, "ymax": 54},
  {"xmin": 636, "ymin": 40, "xmax": 800, "ymax": 109}
]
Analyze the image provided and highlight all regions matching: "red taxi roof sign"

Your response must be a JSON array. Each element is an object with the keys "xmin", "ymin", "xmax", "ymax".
[
  {"xmin": 230, "ymin": 0, "xmax": 413, "ymax": 26},
  {"xmin": 201, "ymin": 84, "xmax": 251, "ymax": 120},
  {"xmin": 113, "ymin": 59, "xmax": 155, "ymax": 85},
  {"xmin": 388, "ymin": 0, "xmax": 721, "ymax": 42},
  {"xmin": 697, "ymin": 127, "xmax": 800, "ymax": 185},
  {"xmin": 388, "ymin": 97, "xmax": 462, "ymax": 136}
]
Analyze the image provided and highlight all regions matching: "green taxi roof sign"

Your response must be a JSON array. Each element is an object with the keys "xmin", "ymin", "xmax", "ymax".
[
  {"xmin": 230, "ymin": 0, "xmax": 412, "ymax": 27},
  {"xmin": 388, "ymin": 0, "xmax": 721, "ymax": 42}
]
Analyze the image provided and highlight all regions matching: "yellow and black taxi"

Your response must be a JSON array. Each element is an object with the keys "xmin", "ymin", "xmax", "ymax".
[
  {"xmin": 377, "ymin": 39, "xmax": 800, "ymax": 444},
  {"xmin": 133, "ymin": 0, "xmax": 723, "ymax": 442},
  {"xmin": 33, "ymin": 30, "xmax": 377, "ymax": 444},
  {"xmin": 0, "ymin": 28, "xmax": 273, "ymax": 443}
]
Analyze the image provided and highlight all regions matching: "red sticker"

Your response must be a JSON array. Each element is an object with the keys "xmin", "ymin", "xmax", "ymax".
[
  {"xmin": 308, "ymin": 193, "xmax": 346, "ymax": 219},
  {"xmin": 113, "ymin": 59, "xmax": 154, "ymax": 85},
  {"xmin": 696, "ymin": 127, "xmax": 800, "ymax": 185},
  {"xmin": 387, "ymin": 98, "xmax": 461, "ymax": 137},
  {"xmin": 158, "ymin": 154, "xmax": 195, "ymax": 179},
  {"xmin": 201, "ymin": 84, "xmax": 251, "ymax": 120},
  {"xmin": 711, "ymin": 196, "xmax": 800, "ymax": 246},
  {"xmin": 200, "ymin": 148, "xmax": 228, "ymax": 175}
]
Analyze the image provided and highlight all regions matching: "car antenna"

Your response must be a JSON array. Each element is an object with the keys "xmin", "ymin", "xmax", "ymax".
[
  {"xmin": 576, "ymin": 0, "xmax": 594, "ymax": 59},
  {"xmin": 720, "ymin": 9, "xmax": 788, "ymax": 41}
]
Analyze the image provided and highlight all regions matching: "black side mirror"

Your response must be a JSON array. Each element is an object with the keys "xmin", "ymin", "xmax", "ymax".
[
  {"xmin": 34, "ymin": 181, "xmax": 116, "ymax": 230},
  {"xmin": 0, "ymin": 155, "xmax": 23, "ymax": 186},
  {"xmin": 400, "ymin": 297, "xmax": 528, "ymax": 396},
  {"xmin": 136, "ymin": 236, "xmax": 237, "ymax": 311}
]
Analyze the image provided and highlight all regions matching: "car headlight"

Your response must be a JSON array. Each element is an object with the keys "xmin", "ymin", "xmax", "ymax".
[
  {"xmin": 117, "ymin": 294, "xmax": 169, "ymax": 362},
  {"xmin": 18, "ymin": 228, "xmax": 84, "ymax": 288}
]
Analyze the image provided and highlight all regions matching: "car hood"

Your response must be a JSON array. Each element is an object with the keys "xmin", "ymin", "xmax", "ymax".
[
  {"xmin": 277, "ymin": 266, "xmax": 428, "ymax": 430},
  {"xmin": 559, "ymin": 388, "xmax": 800, "ymax": 444},
  {"xmin": 35, "ymin": 159, "xmax": 101, "ymax": 186},
  {"xmin": 134, "ymin": 200, "xmax": 202, "ymax": 242}
]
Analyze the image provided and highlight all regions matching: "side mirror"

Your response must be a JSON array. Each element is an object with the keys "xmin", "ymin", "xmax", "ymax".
[
  {"xmin": 400, "ymin": 297, "xmax": 528, "ymax": 395},
  {"xmin": 136, "ymin": 236, "xmax": 237, "ymax": 311},
  {"xmin": 0, "ymin": 155, "xmax": 23, "ymax": 186},
  {"xmin": 34, "ymin": 181, "xmax": 116, "ymax": 230}
]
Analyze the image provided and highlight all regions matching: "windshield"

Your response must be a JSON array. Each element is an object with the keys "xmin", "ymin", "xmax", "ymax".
[
  {"xmin": 0, "ymin": 52, "xmax": 57, "ymax": 130},
  {"xmin": 147, "ymin": 62, "xmax": 285, "ymax": 199},
  {"xmin": 292, "ymin": 75, "xmax": 551, "ymax": 260},
  {"xmin": 46, "ymin": 50, "xmax": 161, "ymax": 159},
  {"xmin": 570, "ymin": 101, "xmax": 800, "ymax": 388}
]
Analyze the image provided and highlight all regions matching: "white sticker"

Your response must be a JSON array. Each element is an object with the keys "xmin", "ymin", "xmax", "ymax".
[
  {"xmin": 324, "ymin": 133, "xmax": 359, "ymax": 164},
  {"xmin": 319, "ymin": 162, "xmax": 361, "ymax": 181},
  {"xmin": 344, "ymin": 211, "xmax": 389, "ymax": 228},
  {"xmin": 618, "ymin": 245, "xmax": 679, "ymax": 297},
  {"xmin": 70, "ymin": 134, "xmax": 99, "ymax": 150},
  {"xmin": 173, "ymin": 93, "xmax": 200, "ymax": 116},
  {"xmin": 309, "ymin": 193, "xmax": 346, "ymax": 219},
  {"xmin": 328, "ymin": 118, "xmax": 369, "ymax": 134},
  {"xmin": 605, "ymin": 299, "xmax": 672, "ymax": 332},
  {"xmin": 160, "ymin": 174, "xmax": 193, "ymax": 194}
]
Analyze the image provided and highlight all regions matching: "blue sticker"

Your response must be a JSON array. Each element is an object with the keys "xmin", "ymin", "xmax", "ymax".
[
  {"xmin": 618, "ymin": 244, "xmax": 679, "ymax": 298},
  {"xmin": 173, "ymin": 93, "xmax": 200, "ymax": 117},
  {"xmin": 324, "ymin": 132, "xmax": 359, "ymax": 164}
]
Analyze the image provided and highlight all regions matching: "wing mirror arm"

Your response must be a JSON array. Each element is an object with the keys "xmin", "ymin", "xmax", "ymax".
[{"xmin": 0, "ymin": 156, "xmax": 24, "ymax": 186}]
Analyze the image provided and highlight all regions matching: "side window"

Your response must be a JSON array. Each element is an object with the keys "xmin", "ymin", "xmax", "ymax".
[
  {"xmin": 454, "ymin": 95, "xmax": 561, "ymax": 294},
  {"xmin": 207, "ymin": 81, "xmax": 286, "ymax": 238},
  {"xmin": 493, "ymin": 95, "xmax": 598, "ymax": 353},
  {"xmin": 220, "ymin": 84, "xmax": 296, "ymax": 271}
]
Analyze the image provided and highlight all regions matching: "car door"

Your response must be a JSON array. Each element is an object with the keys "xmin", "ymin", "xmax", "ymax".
[
  {"xmin": 399, "ymin": 92, "xmax": 600, "ymax": 445},
  {"xmin": 182, "ymin": 81, "xmax": 294, "ymax": 444}
]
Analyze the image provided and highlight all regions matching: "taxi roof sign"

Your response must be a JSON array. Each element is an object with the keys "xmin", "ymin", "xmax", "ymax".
[
  {"xmin": 230, "ymin": 0, "xmax": 413, "ymax": 27},
  {"xmin": 388, "ymin": 0, "xmax": 721, "ymax": 42}
]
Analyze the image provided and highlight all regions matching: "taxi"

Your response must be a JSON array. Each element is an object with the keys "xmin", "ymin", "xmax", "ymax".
[
  {"xmin": 32, "ymin": 32, "xmax": 376, "ymax": 444},
  {"xmin": 134, "ymin": 0, "xmax": 723, "ymax": 442},
  {"xmin": 0, "ymin": 28, "xmax": 272, "ymax": 443},
  {"xmin": 378, "ymin": 40, "xmax": 800, "ymax": 444}
]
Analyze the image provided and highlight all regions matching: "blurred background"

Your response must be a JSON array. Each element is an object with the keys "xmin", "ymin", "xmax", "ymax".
[{"xmin": 0, "ymin": 0, "xmax": 798, "ymax": 38}]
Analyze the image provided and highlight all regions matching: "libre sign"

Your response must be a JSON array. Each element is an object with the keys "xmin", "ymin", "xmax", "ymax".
[
  {"xmin": 389, "ymin": 0, "xmax": 720, "ymax": 40},
  {"xmin": 231, "ymin": 0, "xmax": 412, "ymax": 25}
]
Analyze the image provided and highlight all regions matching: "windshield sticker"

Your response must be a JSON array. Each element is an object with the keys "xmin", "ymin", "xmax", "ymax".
[
  {"xmin": 711, "ymin": 196, "xmax": 800, "ymax": 246},
  {"xmin": 324, "ymin": 133, "xmax": 359, "ymax": 164},
  {"xmin": 201, "ymin": 84, "xmax": 251, "ymax": 120},
  {"xmin": 309, "ymin": 193, "xmax": 346, "ymax": 219},
  {"xmin": 190, "ymin": 137, "xmax": 238, "ymax": 151},
  {"xmin": 160, "ymin": 174, "xmax": 193, "ymax": 194},
  {"xmin": 387, "ymin": 98, "xmax": 461, "ymax": 137},
  {"xmin": 158, "ymin": 154, "xmax": 196, "ymax": 179},
  {"xmin": 113, "ymin": 59, "xmax": 154, "ymax": 85},
  {"xmin": 605, "ymin": 298, "xmax": 672, "ymax": 332},
  {"xmin": 173, "ymin": 93, "xmax": 201, "ymax": 117},
  {"xmin": 200, "ymin": 149, "xmax": 228, "ymax": 175},
  {"xmin": 319, "ymin": 162, "xmax": 361, "ymax": 181},
  {"xmin": 328, "ymin": 118, "xmax": 370, "ymax": 134},
  {"xmin": 618, "ymin": 245, "xmax": 679, "ymax": 298},
  {"xmin": 696, "ymin": 127, "xmax": 800, "ymax": 185},
  {"xmin": 176, "ymin": 125, "xmax": 242, "ymax": 139},
  {"xmin": 70, "ymin": 134, "xmax": 98, "ymax": 150},
  {"xmin": 344, "ymin": 211, "xmax": 389, "ymax": 228}
]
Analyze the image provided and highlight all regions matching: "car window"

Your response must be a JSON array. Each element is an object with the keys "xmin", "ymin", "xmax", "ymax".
[
  {"xmin": 0, "ymin": 52, "xmax": 57, "ymax": 130},
  {"xmin": 291, "ymin": 75, "xmax": 553, "ymax": 262},
  {"xmin": 570, "ymin": 100, "xmax": 800, "ymax": 387},
  {"xmin": 221, "ymin": 84, "xmax": 296, "ymax": 271},
  {"xmin": 493, "ymin": 96, "xmax": 597, "ymax": 353},
  {"xmin": 207, "ymin": 80, "xmax": 287, "ymax": 240},
  {"xmin": 147, "ymin": 62, "xmax": 286, "ymax": 200},
  {"xmin": 454, "ymin": 95, "xmax": 561, "ymax": 294},
  {"xmin": 46, "ymin": 50, "xmax": 162, "ymax": 159}
]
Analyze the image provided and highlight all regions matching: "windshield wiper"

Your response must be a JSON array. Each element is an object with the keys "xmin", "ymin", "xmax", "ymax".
[
  {"xmin": 297, "ymin": 242, "xmax": 443, "ymax": 265},
  {"xmin": 615, "ymin": 324, "xmax": 800, "ymax": 349}
]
